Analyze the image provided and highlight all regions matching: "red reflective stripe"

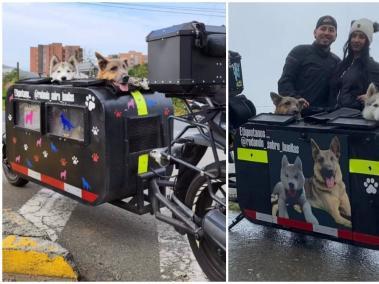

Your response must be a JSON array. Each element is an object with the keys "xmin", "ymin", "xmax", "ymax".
[
  {"xmin": 11, "ymin": 162, "xmax": 28, "ymax": 175},
  {"xmin": 337, "ymin": 229, "xmax": 353, "ymax": 240},
  {"xmin": 41, "ymin": 174, "xmax": 64, "ymax": 190},
  {"xmin": 277, "ymin": 217, "xmax": 313, "ymax": 232},
  {"xmin": 82, "ymin": 190, "xmax": 98, "ymax": 203},
  {"xmin": 353, "ymin": 232, "xmax": 379, "ymax": 245},
  {"xmin": 244, "ymin": 209, "xmax": 256, "ymax": 219}
]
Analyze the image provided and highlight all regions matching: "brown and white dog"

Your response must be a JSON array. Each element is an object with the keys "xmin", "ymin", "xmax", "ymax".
[
  {"xmin": 304, "ymin": 136, "xmax": 352, "ymax": 228},
  {"xmin": 362, "ymin": 83, "xmax": 379, "ymax": 121},
  {"xmin": 95, "ymin": 52, "xmax": 149, "ymax": 92},
  {"xmin": 270, "ymin": 92, "xmax": 306, "ymax": 118}
]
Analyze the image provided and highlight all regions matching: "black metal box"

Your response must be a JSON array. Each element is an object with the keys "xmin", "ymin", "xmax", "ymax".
[
  {"xmin": 146, "ymin": 21, "xmax": 226, "ymax": 94},
  {"xmin": 5, "ymin": 79, "xmax": 173, "ymax": 205}
]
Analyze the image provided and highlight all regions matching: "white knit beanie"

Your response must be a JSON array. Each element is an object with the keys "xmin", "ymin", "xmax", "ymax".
[{"xmin": 350, "ymin": 18, "xmax": 379, "ymax": 44}]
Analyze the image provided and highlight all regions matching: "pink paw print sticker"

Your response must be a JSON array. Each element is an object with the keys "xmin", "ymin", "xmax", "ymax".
[
  {"xmin": 92, "ymin": 153, "xmax": 100, "ymax": 163},
  {"xmin": 60, "ymin": 158, "xmax": 68, "ymax": 166},
  {"xmin": 114, "ymin": 111, "xmax": 122, "ymax": 118}
]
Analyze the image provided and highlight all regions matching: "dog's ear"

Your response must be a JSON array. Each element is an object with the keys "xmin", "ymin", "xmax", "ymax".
[
  {"xmin": 330, "ymin": 136, "xmax": 341, "ymax": 159},
  {"xmin": 67, "ymin": 55, "xmax": 79, "ymax": 72},
  {"xmin": 281, "ymin": 155, "xmax": 289, "ymax": 167},
  {"xmin": 298, "ymin": 98, "xmax": 306, "ymax": 112},
  {"xmin": 95, "ymin": 52, "xmax": 108, "ymax": 71},
  {"xmin": 294, "ymin": 156, "xmax": 303, "ymax": 171},
  {"xmin": 270, "ymin": 92, "xmax": 282, "ymax": 106},
  {"xmin": 310, "ymin": 138, "xmax": 320, "ymax": 159},
  {"xmin": 49, "ymin": 55, "xmax": 59, "ymax": 75},
  {"xmin": 366, "ymin": 83, "xmax": 378, "ymax": 98}
]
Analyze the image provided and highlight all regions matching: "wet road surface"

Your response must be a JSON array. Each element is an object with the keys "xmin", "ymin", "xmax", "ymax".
[{"xmin": 228, "ymin": 211, "xmax": 379, "ymax": 281}]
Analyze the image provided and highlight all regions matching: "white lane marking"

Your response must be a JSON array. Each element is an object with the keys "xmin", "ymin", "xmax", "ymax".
[
  {"xmin": 157, "ymin": 208, "xmax": 207, "ymax": 282},
  {"xmin": 18, "ymin": 188, "xmax": 78, "ymax": 241}
]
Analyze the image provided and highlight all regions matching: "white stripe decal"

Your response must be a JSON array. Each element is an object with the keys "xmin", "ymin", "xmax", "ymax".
[
  {"xmin": 28, "ymin": 169, "xmax": 41, "ymax": 180},
  {"xmin": 256, "ymin": 212, "xmax": 273, "ymax": 223},
  {"xmin": 64, "ymin": 183, "xmax": 82, "ymax": 198},
  {"xmin": 313, "ymin": 224, "xmax": 338, "ymax": 237}
]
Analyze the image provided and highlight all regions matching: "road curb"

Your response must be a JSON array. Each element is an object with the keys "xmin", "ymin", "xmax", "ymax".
[{"xmin": 3, "ymin": 235, "xmax": 79, "ymax": 280}]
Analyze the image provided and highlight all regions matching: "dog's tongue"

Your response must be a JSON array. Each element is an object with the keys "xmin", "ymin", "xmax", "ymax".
[
  {"xmin": 119, "ymin": 83, "xmax": 129, "ymax": 92},
  {"xmin": 326, "ymin": 177, "xmax": 335, "ymax": 188},
  {"xmin": 115, "ymin": 82, "xmax": 129, "ymax": 92}
]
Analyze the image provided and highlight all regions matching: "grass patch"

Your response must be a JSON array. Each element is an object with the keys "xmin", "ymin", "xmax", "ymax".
[{"xmin": 229, "ymin": 201, "xmax": 241, "ymax": 212}]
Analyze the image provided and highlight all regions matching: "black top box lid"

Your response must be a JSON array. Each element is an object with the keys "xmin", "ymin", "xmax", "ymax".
[{"xmin": 146, "ymin": 21, "xmax": 225, "ymax": 42}]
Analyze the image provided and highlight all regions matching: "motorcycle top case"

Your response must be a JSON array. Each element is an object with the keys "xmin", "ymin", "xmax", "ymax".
[
  {"xmin": 228, "ymin": 51, "xmax": 244, "ymax": 97},
  {"xmin": 5, "ymin": 78, "xmax": 173, "ymax": 205},
  {"xmin": 146, "ymin": 21, "xmax": 226, "ymax": 95}
]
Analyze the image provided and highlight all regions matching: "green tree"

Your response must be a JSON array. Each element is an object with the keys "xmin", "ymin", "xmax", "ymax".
[{"xmin": 128, "ymin": 63, "xmax": 148, "ymax": 78}]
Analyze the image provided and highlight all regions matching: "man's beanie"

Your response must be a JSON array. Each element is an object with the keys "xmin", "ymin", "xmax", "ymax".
[
  {"xmin": 350, "ymin": 18, "xmax": 379, "ymax": 44},
  {"xmin": 316, "ymin": 15, "xmax": 337, "ymax": 29}
]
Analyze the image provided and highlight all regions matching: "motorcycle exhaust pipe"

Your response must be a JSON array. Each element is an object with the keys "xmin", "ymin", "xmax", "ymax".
[{"xmin": 202, "ymin": 209, "xmax": 226, "ymax": 252}]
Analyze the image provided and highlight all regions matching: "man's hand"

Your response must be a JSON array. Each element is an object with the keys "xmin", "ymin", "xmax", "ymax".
[{"xmin": 298, "ymin": 98, "xmax": 310, "ymax": 108}]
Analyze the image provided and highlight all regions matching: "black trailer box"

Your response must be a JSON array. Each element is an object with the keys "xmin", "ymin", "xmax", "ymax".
[
  {"xmin": 146, "ymin": 21, "xmax": 226, "ymax": 95},
  {"xmin": 228, "ymin": 51, "xmax": 244, "ymax": 97},
  {"xmin": 5, "ymin": 79, "xmax": 173, "ymax": 205},
  {"xmin": 234, "ymin": 115, "xmax": 379, "ymax": 249}
]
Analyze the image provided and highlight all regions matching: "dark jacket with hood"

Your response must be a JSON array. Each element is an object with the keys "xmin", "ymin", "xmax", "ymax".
[
  {"xmin": 278, "ymin": 42, "xmax": 341, "ymax": 108},
  {"xmin": 330, "ymin": 56, "xmax": 379, "ymax": 110}
]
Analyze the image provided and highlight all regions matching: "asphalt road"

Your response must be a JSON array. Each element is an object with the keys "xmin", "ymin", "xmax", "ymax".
[{"xmin": 228, "ymin": 210, "xmax": 379, "ymax": 281}]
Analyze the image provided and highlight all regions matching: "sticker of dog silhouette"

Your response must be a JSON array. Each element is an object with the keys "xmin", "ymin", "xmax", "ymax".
[
  {"xmin": 36, "ymin": 138, "xmax": 42, "ymax": 147},
  {"xmin": 60, "ymin": 113, "xmax": 75, "ymax": 131},
  {"xmin": 304, "ymin": 136, "xmax": 351, "ymax": 228},
  {"xmin": 60, "ymin": 169, "xmax": 67, "ymax": 180},
  {"xmin": 81, "ymin": 177, "xmax": 91, "ymax": 191},
  {"xmin": 50, "ymin": 142, "xmax": 58, "ymax": 153},
  {"xmin": 15, "ymin": 155, "xmax": 21, "ymax": 163},
  {"xmin": 25, "ymin": 111, "xmax": 34, "ymax": 125},
  {"xmin": 127, "ymin": 99, "xmax": 135, "ymax": 110},
  {"xmin": 272, "ymin": 155, "xmax": 319, "ymax": 224}
]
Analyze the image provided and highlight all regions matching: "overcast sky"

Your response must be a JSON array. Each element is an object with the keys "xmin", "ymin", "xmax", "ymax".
[
  {"xmin": 229, "ymin": 3, "xmax": 379, "ymax": 113},
  {"xmin": 2, "ymin": 2, "xmax": 225, "ymax": 70}
]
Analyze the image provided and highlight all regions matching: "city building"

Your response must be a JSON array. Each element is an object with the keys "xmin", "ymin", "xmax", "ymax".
[
  {"xmin": 30, "ymin": 43, "xmax": 83, "ymax": 76},
  {"xmin": 108, "ymin": 51, "xmax": 147, "ymax": 67}
]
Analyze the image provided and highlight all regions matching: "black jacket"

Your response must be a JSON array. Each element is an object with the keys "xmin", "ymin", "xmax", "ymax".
[
  {"xmin": 278, "ymin": 42, "xmax": 340, "ymax": 108},
  {"xmin": 330, "ymin": 57, "xmax": 379, "ymax": 110}
]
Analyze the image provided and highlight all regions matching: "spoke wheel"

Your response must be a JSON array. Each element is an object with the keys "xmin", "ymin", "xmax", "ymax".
[{"xmin": 185, "ymin": 162, "xmax": 226, "ymax": 281}]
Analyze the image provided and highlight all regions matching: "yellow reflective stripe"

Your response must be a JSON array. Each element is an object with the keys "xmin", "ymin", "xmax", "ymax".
[
  {"xmin": 138, "ymin": 154, "xmax": 149, "ymax": 174},
  {"xmin": 131, "ymin": 90, "xmax": 148, "ymax": 116},
  {"xmin": 237, "ymin": 147, "xmax": 268, "ymax": 164},
  {"xmin": 349, "ymin": 159, "xmax": 379, "ymax": 176}
]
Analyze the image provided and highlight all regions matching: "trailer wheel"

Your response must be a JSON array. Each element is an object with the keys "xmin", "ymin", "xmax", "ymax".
[
  {"xmin": 2, "ymin": 135, "xmax": 29, "ymax": 187},
  {"xmin": 185, "ymin": 162, "xmax": 226, "ymax": 281}
]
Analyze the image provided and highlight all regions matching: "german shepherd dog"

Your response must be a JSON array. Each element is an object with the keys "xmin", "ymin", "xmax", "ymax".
[
  {"xmin": 95, "ymin": 52, "xmax": 149, "ymax": 93},
  {"xmin": 304, "ymin": 136, "xmax": 352, "ymax": 228},
  {"xmin": 270, "ymin": 92, "xmax": 306, "ymax": 118},
  {"xmin": 362, "ymin": 83, "xmax": 379, "ymax": 121}
]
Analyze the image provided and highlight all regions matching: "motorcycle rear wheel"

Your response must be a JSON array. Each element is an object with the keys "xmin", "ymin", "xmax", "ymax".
[{"xmin": 185, "ymin": 162, "xmax": 226, "ymax": 281}]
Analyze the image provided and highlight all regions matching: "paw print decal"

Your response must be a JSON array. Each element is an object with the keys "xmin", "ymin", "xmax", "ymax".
[
  {"xmin": 72, "ymin": 156, "xmax": 79, "ymax": 165},
  {"xmin": 60, "ymin": 158, "xmax": 68, "ymax": 167},
  {"xmin": 33, "ymin": 155, "xmax": 40, "ymax": 162},
  {"xmin": 85, "ymin": 95, "xmax": 96, "ymax": 111},
  {"xmin": 92, "ymin": 126, "xmax": 99, "ymax": 136},
  {"xmin": 43, "ymin": 150, "xmax": 48, "ymax": 158},
  {"xmin": 12, "ymin": 137, "xmax": 17, "ymax": 144},
  {"xmin": 92, "ymin": 153, "xmax": 100, "ymax": 162},
  {"xmin": 24, "ymin": 144, "xmax": 28, "ymax": 151},
  {"xmin": 114, "ymin": 110, "xmax": 122, "ymax": 118},
  {"xmin": 364, "ymin": 178, "xmax": 378, "ymax": 194},
  {"xmin": 8, "ymin": 114, "xmax": 12, "ymax": 121}
]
